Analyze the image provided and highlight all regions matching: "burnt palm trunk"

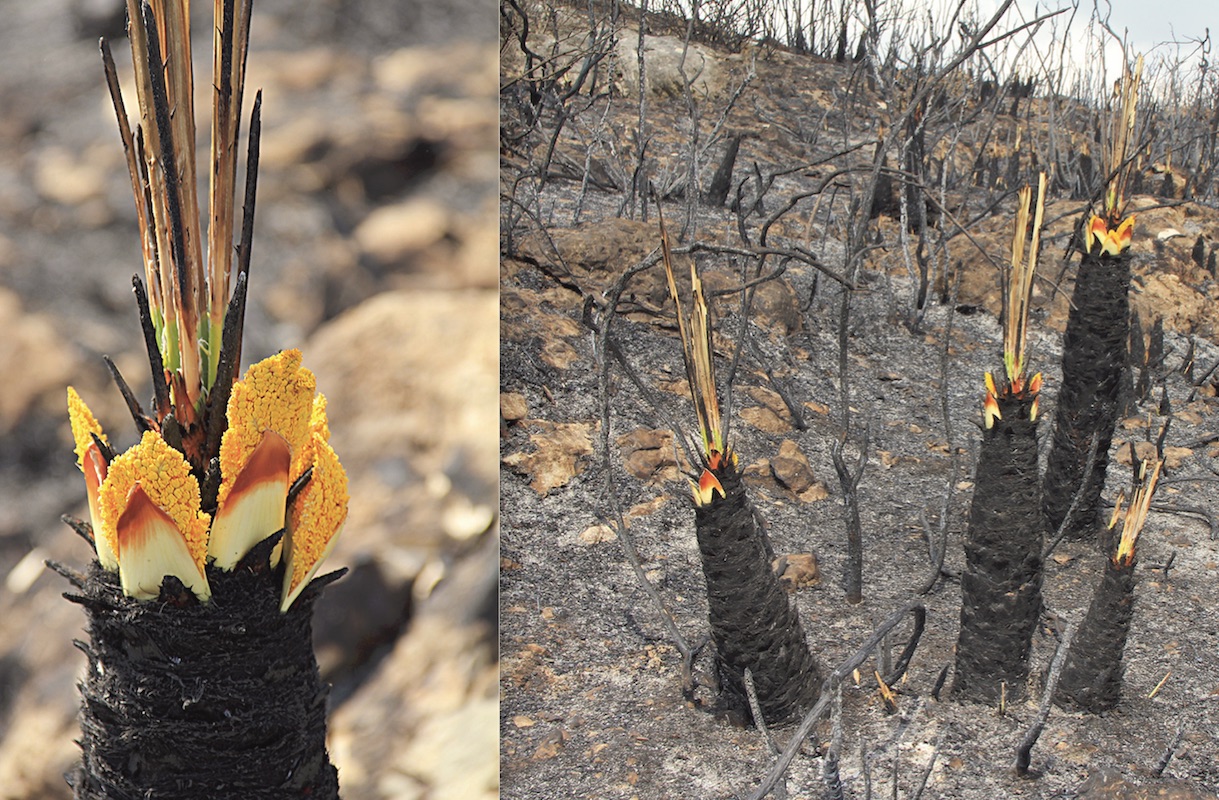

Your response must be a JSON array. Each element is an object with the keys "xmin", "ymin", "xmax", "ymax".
[
  {"xmin": 1054, "ymin": 557, "xmax": 1136, "ymax": 712},
  {"xmin": 1042, "ymin": 246, "xmax": 1132, "ymax": 538},
  {"xmin": 954, "ymin": 394, "xmax": 1044, "ymax": 703},
  {"xmin": 61, "ymin": 558, "xmax": 341, "ymax": 799},
  {"xmin": 694, "ymin": 462, "xmax": 822, "ymax": 726}
]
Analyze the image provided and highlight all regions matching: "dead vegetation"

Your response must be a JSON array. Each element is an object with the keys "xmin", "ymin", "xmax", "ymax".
[{"xmin": 501, "ymin": 0, "xmax": 1219, "ymax": 796}]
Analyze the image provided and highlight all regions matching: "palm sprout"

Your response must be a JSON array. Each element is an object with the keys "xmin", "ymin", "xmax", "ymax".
[
  {"xmin": 58, "ymin": 4, "xmax": 344, "ymax": 795},
  {"xmin": 659, "ymin": 213, "xmax": 732, "ymax": 502},
  {"xmin": 1042, "ymin": 55, "xmax": 1145, "ymax": 538},
  {"xmin": 1055, "ymin": 452, "xmax": 1161, "ymax": 713},
  {"xmin": 659, "ymin": 214, "xmax": 821, "ymax": 726},
  {"xmin": 955, "ymin": 175, "xmax": 1048, "ymax": 705}
]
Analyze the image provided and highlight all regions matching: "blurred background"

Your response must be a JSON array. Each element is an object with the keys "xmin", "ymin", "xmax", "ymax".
[{"xmin": 0, "ymin": 0, "xmax": 497, "ymax": 797}]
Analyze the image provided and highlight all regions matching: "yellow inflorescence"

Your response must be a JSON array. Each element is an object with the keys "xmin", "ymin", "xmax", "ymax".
[
  {"xmin": 99, "ymin": 430, "xmax": 211, "ymax": 575},
  {"xmin": 283, "ymin": 432, "xmax": 348, "ymax": 609},
  {"xmin": 294, "ymin": 393, "xmax": 333, "ymax": 471},
  {"xmin": 311, "ymin": 394, "xmax": 331, "ymax": 443},
  {"xmin": 72, "ymin": 348, "xmax": 345, "ymax": 607},
  {"xmin": 67, "ymin": 387, "xmax": 109, "ymax": 468},
  {"xmin": 218, "ymin": 349, "xmax": 316, "ymax": 508},
  {"xmin": 1086, "ymin": 215, "xmax": 1135, "ymax": 256}
]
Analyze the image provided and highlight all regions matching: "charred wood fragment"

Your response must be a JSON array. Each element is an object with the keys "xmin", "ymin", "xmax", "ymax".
[
  {"xmin": 694, "ymin": 462, "xmax": 822, "ymax": 725},
  {"xmin": 1191, "ymin": 235, "xmax": 1206, "ymax": 268},
  {"xmin": 1053, "ymin": 557, "xmax": 1136, "ymax": 713},
  {"xmin": 703, "ymin": 134, "xmax": 742, "ymax": 208},
  {"xmin": 954, "ymin": 393, "xmax": 1043, "ymax": 703},
  {"xmin": 65, "ymin": 562, "xmax": 340, "ymax": 799},
  {"xmin": 1042, "ymin": 246, "xmax": 1132, "ymax": 538}
]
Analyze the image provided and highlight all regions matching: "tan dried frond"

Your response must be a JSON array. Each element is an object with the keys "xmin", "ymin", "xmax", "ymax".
[
  {"xmin": 123, "ymin": 0, "xmax": 204, "ymax": 403},
  {"xmin": 1002, "ymin": 172, "xmax": 1046, "ymax": 388},
  {"xmin": 1103, "ymin": 55, "xmax": 1144, "ymax": 219},
  {"xmin": 207, "ymin": 0, "xmax": 254, "ymax": 382},
  {"xmin": 659, "ymin": 211, "xmax": 723, "ymax": 460},
  {"xmin": 106, "ymin": 0, "xmax": 258, "ymax": 432},
  {"xmin": 1114, "ymin": 455, "xmax": 1161, "ymax": 567}
]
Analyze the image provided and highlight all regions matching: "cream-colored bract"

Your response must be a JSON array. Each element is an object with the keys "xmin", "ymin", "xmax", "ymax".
[{"xmin": 71, "ymin": 353, "xmax": 347, "ymax": 611}]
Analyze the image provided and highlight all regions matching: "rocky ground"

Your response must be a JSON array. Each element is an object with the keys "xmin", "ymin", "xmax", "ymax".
[
  {"xmin": 500, "ymin": 7, "xmax": 1219, "ymax": 799},
  {"xmin": 0, "ymin": 2, "xmax": 497, "ymax": 798}
]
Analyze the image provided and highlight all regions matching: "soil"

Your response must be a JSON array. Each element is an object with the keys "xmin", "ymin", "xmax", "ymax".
[{"xmin": 500, "ymin": 8, "xmax": 1219, "ymax": 799}]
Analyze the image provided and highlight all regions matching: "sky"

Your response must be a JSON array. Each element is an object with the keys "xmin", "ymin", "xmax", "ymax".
[
  {"xmin": 954, "ymin": 0, "xmax": 1214, "ymax": 99},
  {"xmin": 997, "ymin": 0, "xmax": 1212, "ymax": 64},
  {"xmin": 1097, "ymin": 0, "xmax": 1211, "ymax": 56}
]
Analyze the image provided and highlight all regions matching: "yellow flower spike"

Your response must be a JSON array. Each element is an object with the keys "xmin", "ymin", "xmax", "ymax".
[
  {"xmin": 219, "ymin": 349, "xmax": 316, "ymax": 488},
  {"xmin": 281, "ymin": 433, "xmax": 348, "ymax": 612},
  {"xmin": 100, "ymin": 431, "xmax": 211, "ymax": 601},
  {"xmin": 311, "ymin": 393, "xmax": 331, "ymax": 443},
  {"xmin": 1112, "ymin": 215, "xmax": 1135, "ymax": 253},
  {"xmin": 268, "ymin": 393, "xmax": 332, "ymax": 570},
  {"xmin": 1086, "ymin": 214, "xmax": 1136, "ymax": 256},
  {"xmin": 211, "ymin": 350, "xmax": 316, "ymax": 569},
  {"xmin": 67, "ymin": 387, "xmax": 109, "ymax": 466},
  {"xmin": 690, "ymin": 467, "xmax": 725, "ymax": 506},
  {"xmin": 67, "ymin": 388, "xmax": 118, "ymax": 570},
  {"xmin": 292, "ymin": 393, "xmax": 333, "ymax": 480},
  {"xmin": 982, "ymin": 372, "xmax": 1002, "ymax": 429},
  {"xmin": 208, "ymin": 430, "xmax": 292, "ymax": 570}
]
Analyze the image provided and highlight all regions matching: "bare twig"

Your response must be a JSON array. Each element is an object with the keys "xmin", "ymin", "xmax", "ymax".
[
  {"xmin": 909, "ymin": 728, "xmax": 946, "ymax": 800},
  {"xmin": 833, "ymin": 421, "xmax": 870, "ymax": 605},
  {"xmin": 822, "ymin": 686, "xmax": 845, "ymax": 800},
  {"xmin": 588, "ymin": 253, "xmax": 698, "ymax": 690},
  {"xmin": 744, "ymin": 601, "xmax": 926, "ymax": 800},
  {"xmin": 1015, "ymin": 616, "xmax": 1078, "ymax": 776},
  {"xmin": 744, "ymin": 668, "xmax": 786, "ymax": 800},
  {"xmin": 1152, "ymin": 725, "xmax": 1184, "ymax": 779}
]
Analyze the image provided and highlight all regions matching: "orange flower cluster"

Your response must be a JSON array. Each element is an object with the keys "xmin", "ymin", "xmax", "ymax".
[
  {"xmin": 982, "ymin": 370, "xmax": 1044, "ymax": 430},
  {"xmin": 68, "ymin": 350, "xmax": 348, "ymax": 610},
  {"xmin": 1085, "ymin": 215, "xmax": 1135, "ymax": 256}
]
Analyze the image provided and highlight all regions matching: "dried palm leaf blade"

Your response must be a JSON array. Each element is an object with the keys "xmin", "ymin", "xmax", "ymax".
[{"xmin": 660, "ymin": 211, "xmax": 821, "ymax": 726}]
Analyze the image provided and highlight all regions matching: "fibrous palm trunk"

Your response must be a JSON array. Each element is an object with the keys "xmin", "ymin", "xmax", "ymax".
[
  {"xmin": 1054, "ymin": 557, "xmax": 1136, "ymax": 713},
  {"xmin": 62, "ymin": 559, "xmax": 340, "ymax": 799},
  {"xmin": 693, "ymin": 462, "xmax": 822, "ymax": 726},
  {"xmin": 1042, "ymin": 248, "xmax": 1132, "ymax": 538},
  {"xmin": 955, "ymin": 394, "xmax": 1044, "ymax": 704}
]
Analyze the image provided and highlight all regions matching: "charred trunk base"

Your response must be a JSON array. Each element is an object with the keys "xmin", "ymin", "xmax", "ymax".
[
  {"xmin": 64, "ymin": 560, "xmax": 340, "ymax": 799},
  {"xmin": 1055, "ymin": 558, "xmax": 1136, "ymax": 713},
  {"xmin": 695, "ymin": 465, "xmax": 822, "ymax": 727},
  {"xmin": 954, "ymin": 403, "xmax": 1043, "ymax": 704},
  {"xmin": 1043, "ymin": 248, "xmax": 1131, "ymax": 539}
]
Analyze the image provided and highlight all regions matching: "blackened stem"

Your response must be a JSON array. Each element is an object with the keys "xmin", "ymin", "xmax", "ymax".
[
  {"xmin": 234, "ymin": 91, "xmax": 262, "ymax": 372},
  {"xmin": 203, "ymin": 271, "xmax": 248, "ymax": 466},
  {"xmin": 132, "ymin": 275, "xmax": 171, "ymax": 418},
  {"xmin": 102, "ymin": 355, "xmax": 153, "ymax": 433}
]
